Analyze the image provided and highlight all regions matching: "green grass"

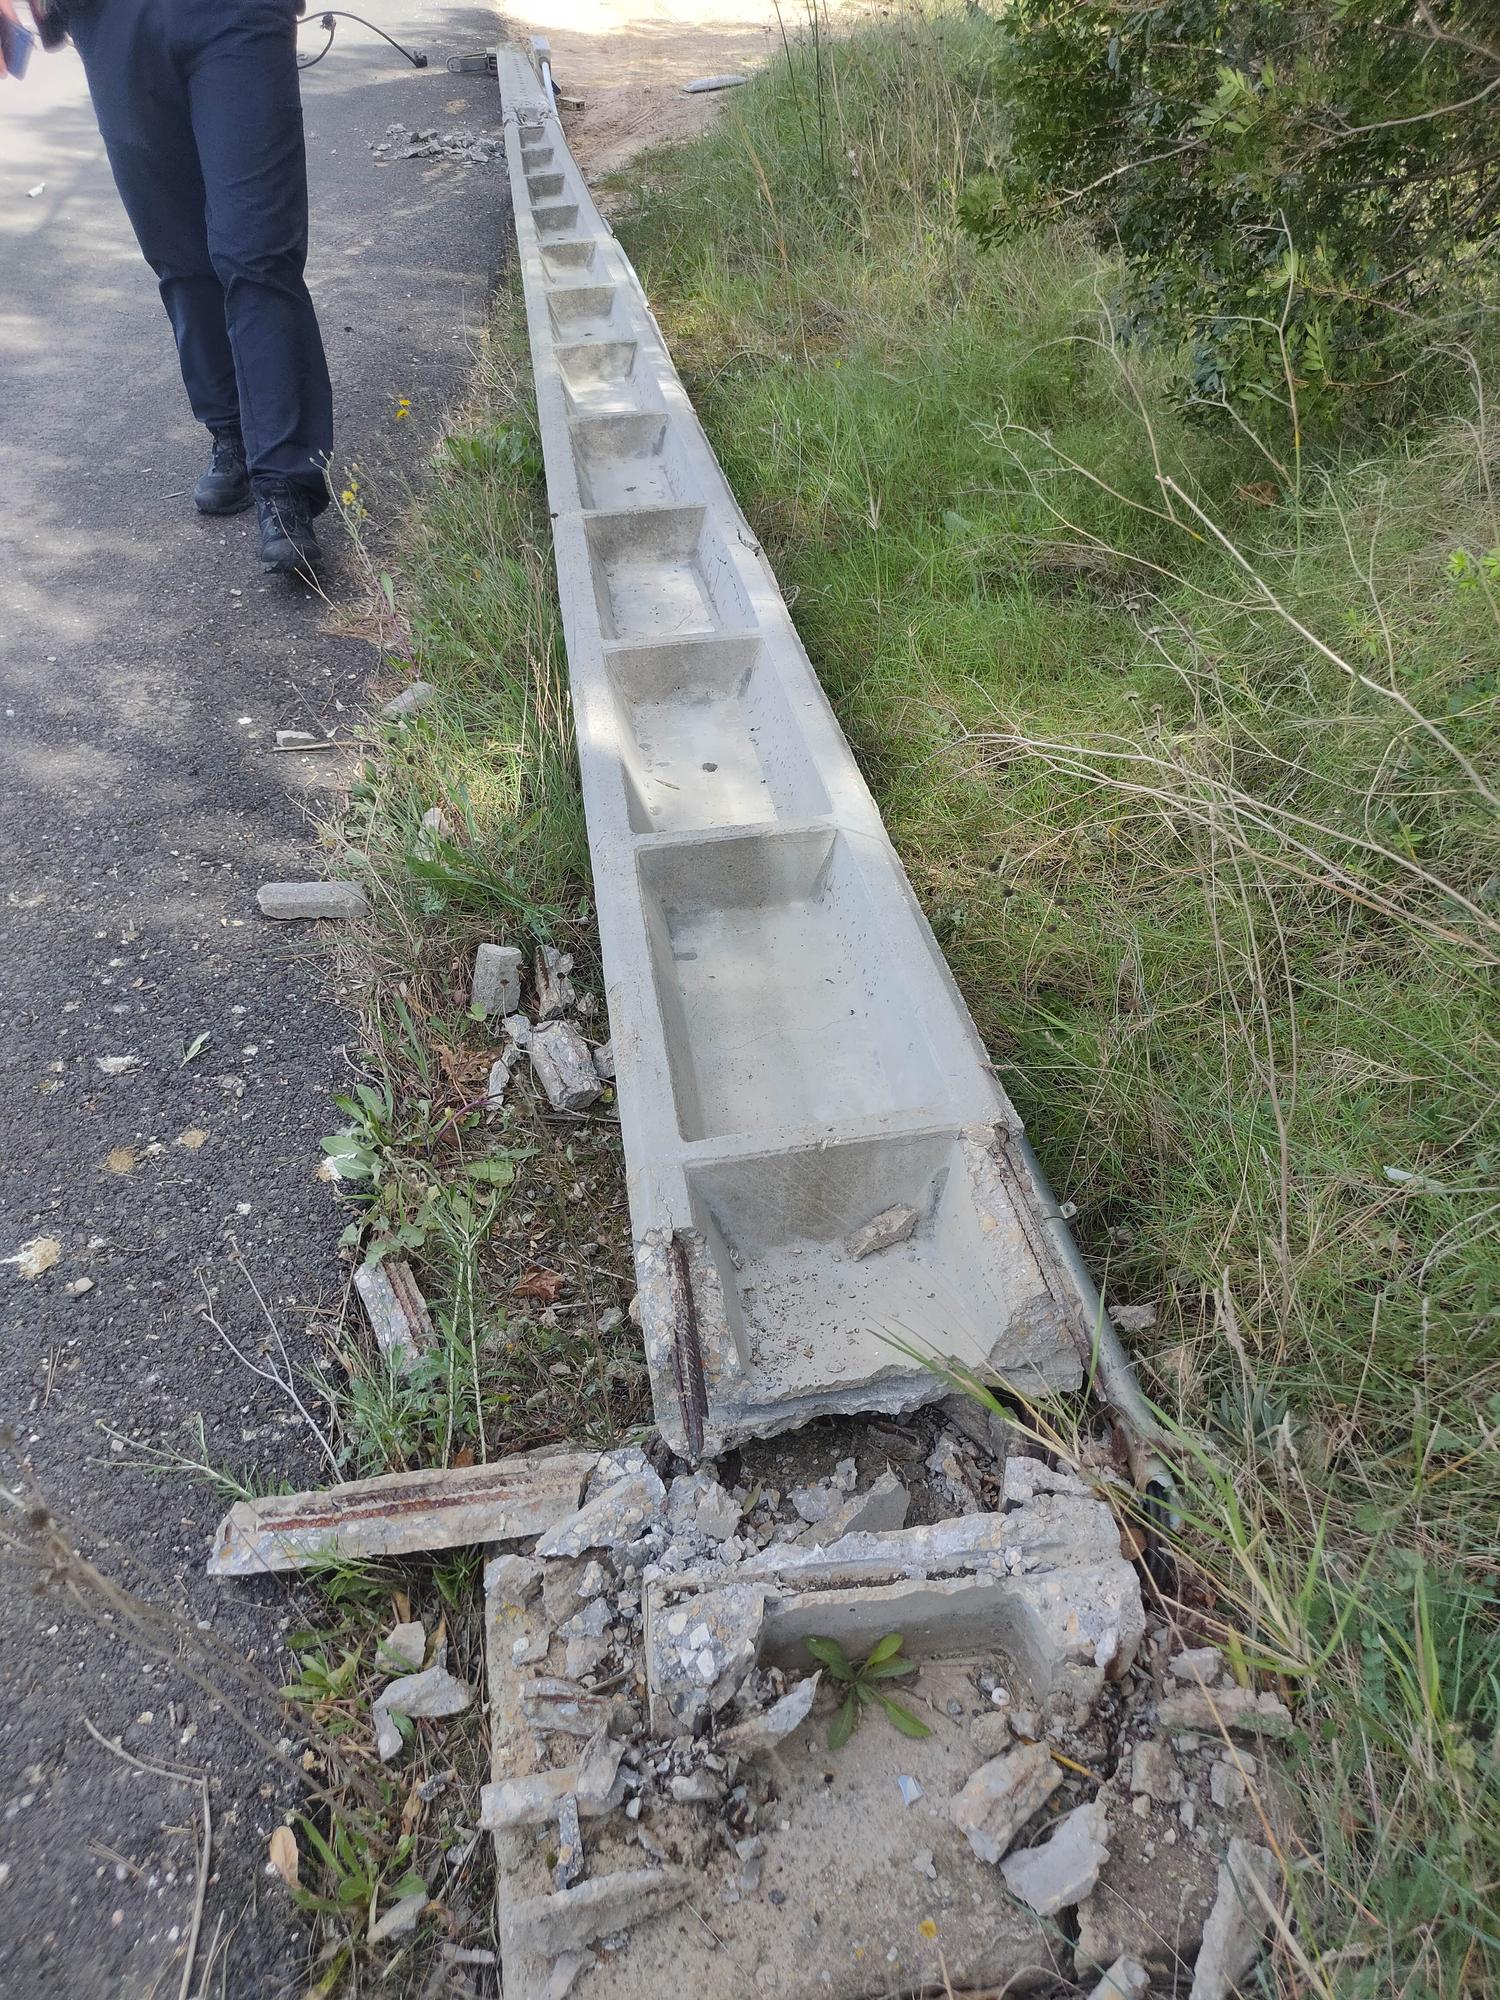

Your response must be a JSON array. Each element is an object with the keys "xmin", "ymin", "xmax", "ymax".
[
  {"xmin": 605, "ymin": 11, "xmax": 1500, "ymax": 1992},
  {"xmin": 321, "ymin": 306, "xmax": 649, "ymax": 1480}
]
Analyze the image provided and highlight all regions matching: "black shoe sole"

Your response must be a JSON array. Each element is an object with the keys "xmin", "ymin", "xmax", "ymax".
[
  {"xmin": 260, "ymin": 544, "xmax": 319, "ymax": 577},
  {"xmin": 195, "ymin": 488, "xmax": 254, "ymax": 517}
]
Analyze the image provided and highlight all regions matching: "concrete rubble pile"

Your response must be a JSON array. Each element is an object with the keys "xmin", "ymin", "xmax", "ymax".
[{"xmin": 468, "ymin": 1428, "xmax": 1288, "ymax": 2000}]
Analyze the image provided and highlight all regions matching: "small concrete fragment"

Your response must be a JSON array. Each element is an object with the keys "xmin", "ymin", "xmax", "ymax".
[
  {"xmin": 665, "ymin": 1467, "xmax": 741, "ymax": 1544},
  {"xmin": 1188, "ymin": 1839, "xmax": 1279, "ymax": 2000},
  {"xmin": 970, "ymin": 1711, "xmax": 1015, "ymax": 1758},
  {"xmin": 1158, "ymin": 1687, "xmax": 1294, "ymax": 1739},
  {"xmin": 415, "ymin": 806, "xmax": 451, "ymax": 861},
  {"xmin": 530, "ymin": 1019, "xmax": 602, "ymax": 1112},
  {"xmin": 256, "ymin": 880, "xmax": 367, "ymax": 921},
  {"xmin": 481, "ymin": 1732, "xmax": 626, "ymax": 1828},
  {"xmin": 1130, "ymin": 1738, "xmax": 1184, "ymax": 1805},
  {"xmin": 368, "ymin": 1889, "xmax": 427, "ymax": 1943},
  {"xmin": 682, "ymin": 73, "xmax": 748, "ymax": 92},
  {"xmin": 800, "ymin": 1467, "xmax": 909, "ymax": 1545},
  {"xmin": 353, "ymin": 1255, "xmax": 434, "ymax": 1368},
  {"xmin": 1169, "ymin": 1646, "xmax": 1226, "ymax": 1685},
  {"xmin": 208, "ymin": 1450, "xmax": 593, "ymax": 1575},
  {"xmin": 717, "ymin": 1671, "xmax": 819, "ymax": 1757},
  {"xmin": 383, "ymin": 1620, "xmax": 426, "ymax": 1671},
  {"xmin": 1000, "ymin": 1800, "xmax": 1109, "ymax": 1915},
  {"xmin": 472, "ymin": 942, "xmax": 524, "ymax": 1018},
  {"xmin": 1210, "ymin": 1758, "xmax": 1248, "ymax": 1811},
  {"xmin": 844, "ymin": 1203, "xmax": 918, "ymax": 1261},
  {"xmin": 1089, "ymin": 1956, "xmax": 1151, "ymax": 2000},
  {"xmin": 949, "ymin": 1741, "xmax": 1062, "ymax": 1865},
  {"xmin": 501, "ymin": 1868, "xmax": 692, "ymax": 1959},
  {"xmin": 381, "ymin": 680, "xmax": 436, "ymax": 720},
  {"xmin": 553, "ymin": 1792, "xmax": 583, "ymax": 1890},
  {"xmin": 592, "ymin": 1038, "xmax": 615, "ymax": 1081},
  {"xmin": 535, "ymin": 1467, "xmax": 666, "ymax": 1559},
  {"xmin": 374, "ymin": 1664, "xmax": 471, "ymax": 1762}
]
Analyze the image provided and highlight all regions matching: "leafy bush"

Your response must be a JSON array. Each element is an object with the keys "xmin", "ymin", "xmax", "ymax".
[{"xmin": 961, "ymin": 0, "xmax": 1500, "ymax": 429}]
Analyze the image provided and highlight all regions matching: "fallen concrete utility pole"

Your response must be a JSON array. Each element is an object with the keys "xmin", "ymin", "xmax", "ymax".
[{"xmin": 495, "ymin": 45, "xmax": 1163, "ymax": 1473}]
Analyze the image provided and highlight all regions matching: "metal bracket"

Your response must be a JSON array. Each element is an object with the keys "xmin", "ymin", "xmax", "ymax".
[{"xmin": 447, "ymin": 49, "xmax": 498, "ymax": 75}]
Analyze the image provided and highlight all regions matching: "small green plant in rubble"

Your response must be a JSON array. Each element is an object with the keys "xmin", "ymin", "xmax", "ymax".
[{"xmin": 807, "ymin": 1632, "xmax": 933, "ymax": 1749}]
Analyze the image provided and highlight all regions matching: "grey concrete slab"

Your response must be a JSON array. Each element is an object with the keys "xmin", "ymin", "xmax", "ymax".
[{"xmin": 496, "ymin": 48, "xmax": 1120, "ymax": 1458}]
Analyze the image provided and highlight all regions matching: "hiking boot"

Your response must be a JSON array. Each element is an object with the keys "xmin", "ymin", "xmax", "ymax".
[
  {"xmin": 194, "ymin": 430, "xmax": 251, "ymax": 515},
  {"xmin": 256, "ymin": 484, "xmax": 320, "ymax": 576}
]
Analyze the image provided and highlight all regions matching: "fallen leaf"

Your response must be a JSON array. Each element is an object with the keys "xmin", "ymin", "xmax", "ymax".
[
  {"xmin": 180, "ymin": 1031, "xmax": 212, "ymax": 1065},
  {"xmin": 514, "ymin": 1266, "xmax": 565, "ymax": 1304},
  {"xmin": 175, "ymin": 1128, "xmax": 209, "ymax": 1151},
  {"xmin": 95, "ymin": 1055, "xmax": 141, "ymax": 1077},
  {"xmin": 4, "ymin": 1236, "xmax": 62, "ymax": 1280},
  {"xmin": 392, "ymin": 1588, "xmax": 412, "ymax": 1625},
  {"xmin": 1235, "ymin": 480, "xmax": 1280, "ymax": 507},
  {"xmin": 105, "ymin": 1148, "xmax": 137, "ymax": 1175},
  {"xmin": 400, "ymin": 1783, "xmax": 424, "ymax": 1837},
  {"xmin": 268, "ymin": 1824, "xmax": 299, "ymax": 1889},
  {"xmin": 451, "ymin": 1445, "xmax": 475, "ymax": 1468}
]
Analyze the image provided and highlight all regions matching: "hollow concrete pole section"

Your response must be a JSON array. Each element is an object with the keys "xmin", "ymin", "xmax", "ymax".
[{"xmin": 496, "ymin": 49, "xmax": 1113, "ymax": 1456}]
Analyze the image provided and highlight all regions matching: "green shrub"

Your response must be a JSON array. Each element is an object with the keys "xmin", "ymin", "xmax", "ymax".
[{"xmin": 961, "ymin": 0, "xmax": 1500, "ymax": 431}]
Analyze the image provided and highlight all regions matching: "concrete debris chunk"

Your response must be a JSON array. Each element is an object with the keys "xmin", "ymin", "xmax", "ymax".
[
  {"xmin": 381, "ymin": 680, "xmax": 436, "ymax": 720},
  {"xmin": 648, "ymin": 1580, "xmax": 767, "ymax": 1733},
  {"xmin": 665, "ymin": 1467, "xmax": 741, "ymax": 1544},
  {"xmin": 798, "ymin": 1467, "xmax": 908, "ymax": 1545},
  {"xmin": 353, "ymin": 1255, "xmax": 434, "ymax": 1368},
  {"xmin": 949, "ymin": 1741, "xmax": 1062, "ymax": 1865},
  {"xmin": 383, "ymin": 1620, "xmax": 426, "ymax": 1671},
  {"xmin": 485, "ymin": 1055, "xmax": 512, "ymax": 1109},
  {"xmin": 486, "ymin": 1553, "xmax": 543, "ymax": 1607},
  {"xmin": 209, "ymin": 1450, "xmax": 592, "ymax": 1575},
  {"xmin": 1158, "ymin": 1687, "xmax": 1294, "ymax": 1739},
  {"xmin": 717, "ymin": 1671, "xmax": 819, "ymax": 1756},
  {"xmin": 1110, "ymin": 1303, "xmax": 1157, "ymax": 1333},
  {"xmin": 1002, "ymin": 1456, "xmax": 1091, "ymax": 1506},
  {"xmin": 1209, "ymin": 1759, "xmax": 1247, "ymax": 1811},
  {"xmin": 1168, "ymin": 1646, "xmax": 1226, "ymax": 1685},
  {"xmin": 844, "ymin": 1202, "xmax": 918, "ymax": 1260},
  {"xmin": 415, "ymin": 805, "xmax": 451, "ymax": 860},
  {"xmin": 472, "ymin": 942, "xmax": 524, "ymax": 1017},
  {"xmin": 1188, "ymin": 1839, "xmax": 1279, "ymax": 2000},
  {"xmin": 504, "ymin": 1012, "xmax": 533, "ymax": 1047},
  {"xmin": 554, "ymin": 1792, "xmax": 583, "ymax": 1890},
  {"xmin": 502, "ymin": 1868, "xmax": 692, "ymax": 1959},
  {"xmin": 535, "ymin": 944, "xmax": 576, "ymax": 1018},
  {"xmin": 927, "ymin": 1432, "xmax": 982, "ymax": 1515},
  {"xmin": 368, "ymin": 1888, "xmax": 427, "ymax": 1942},
  {"xmin": 682, "ymin": 73, "xmax": 748, "ymax": 92},
  {"xmin": 530, "ymin": 1019, "xmax": 602, "ymax": 1112},
  {"xmin": 481, "ymin": 1732, "xmax": 626, "ymax": 1828},
  {"xmin": 1129, "ymin": 1738, "xmax": 1184, "ymax": 1805},
  {"xmin": 520, "ymin": 1680, "xmax": 633, "ymax": 1741},
  {"xmin": 1001, "ymin": 1800, "xmax": 1110, "ymax": 1915},
  {"xmin": 592, "ymin": 1038, "xmax": 615, "ymax": 1080},
  {"xmin": 541, "ymin": 1953, "xmax": 591, "ymax": 2000},
  {"xmin": 1089, "ymin": 1956, "xmax": 1151, "ymax": 2000},
  {"xmin": 256, "ymin": 880, "xmax": 368, "ymax": 921},
  {"xmin": 535, "ymin": 1467, "xmax": 666, "ymax": 1559},
  {"xmin": 970, "ymin": 1711, "xmax": 1015, "ymax": 1758},
  {"xmin": 374, "ymin": 1663, "xmax": 471, "ymax": 1762}
]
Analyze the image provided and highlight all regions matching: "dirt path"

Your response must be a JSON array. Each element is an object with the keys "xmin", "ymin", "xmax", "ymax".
[{"xmin": 500, "ymin": 0, "xmax": 858, "ymax": 176}]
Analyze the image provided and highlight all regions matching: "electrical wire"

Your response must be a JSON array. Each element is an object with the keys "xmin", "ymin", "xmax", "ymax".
[{"xmin": 296, "ymin": 11, "xmax": 428, "ymax": 72}]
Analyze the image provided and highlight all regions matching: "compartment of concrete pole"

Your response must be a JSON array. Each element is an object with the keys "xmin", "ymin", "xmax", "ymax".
[{"xmin": 604, "ymin": 635, "xmax": 832, "ymax": 833}]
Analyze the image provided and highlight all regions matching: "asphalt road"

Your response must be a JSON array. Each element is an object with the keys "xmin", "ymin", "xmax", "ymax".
[{"xmin": 0, "ymin": 11, "xmax": 509, "ymax": 1992}]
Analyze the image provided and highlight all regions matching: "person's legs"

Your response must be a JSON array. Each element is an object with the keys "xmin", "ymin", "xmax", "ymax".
[
  {"xmin": 180, "ymin": 0, "xmax": 333, "ymax": 517},
  {"xmin": 69, "ymin": 0, "xmax": 242, "ymax": 445}
]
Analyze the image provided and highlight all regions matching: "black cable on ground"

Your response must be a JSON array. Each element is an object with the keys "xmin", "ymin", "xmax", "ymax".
[{"xmin": 297, "ymin": 11, "xmax": 428, "ymax": 71}]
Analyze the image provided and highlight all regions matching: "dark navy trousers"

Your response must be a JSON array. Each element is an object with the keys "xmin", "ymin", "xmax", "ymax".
[{"xmin": 71, "ymin": 0, "xmax": 333, "ymax": 510}]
